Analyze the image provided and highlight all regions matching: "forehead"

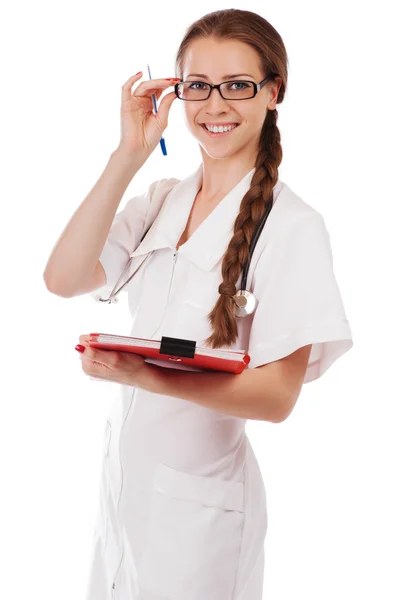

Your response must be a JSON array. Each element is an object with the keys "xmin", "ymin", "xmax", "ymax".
[{"xmin": 183, "ymin": 38, "xmax": 262, "ymax": 78}]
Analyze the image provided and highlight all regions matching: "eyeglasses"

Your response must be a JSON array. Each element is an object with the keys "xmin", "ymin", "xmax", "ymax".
[{"xmin": 174, "ymin": 73, "xmax": 278, "ymax": 101}]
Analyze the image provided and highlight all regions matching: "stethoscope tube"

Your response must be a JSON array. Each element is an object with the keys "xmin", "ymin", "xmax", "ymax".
[
  {"xmin": 232, "ymin": 192, "xmax": 274, "ymax": 316},
  {"xmin": 94, "ymin": 250, "xmax": 153, "ymax": 304},
  {"xmin": 95, "ymin": 192, "xmax": 274, "ymax": 317}
]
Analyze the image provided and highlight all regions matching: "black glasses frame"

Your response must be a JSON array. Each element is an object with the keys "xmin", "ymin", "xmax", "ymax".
[{"xmin": 174, "ymin": 72, "xmax": 279, "ymax": 101}]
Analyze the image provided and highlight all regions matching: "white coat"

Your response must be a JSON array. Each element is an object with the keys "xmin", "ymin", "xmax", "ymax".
[{"xmin": 84, "ymin": 163, "xmax": 353, "ymax": 600}]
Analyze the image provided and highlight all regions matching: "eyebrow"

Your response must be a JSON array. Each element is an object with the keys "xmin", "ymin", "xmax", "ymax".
[{"xmin": 186, "ymin": 73, "xmax": 255, "ymax": 81}]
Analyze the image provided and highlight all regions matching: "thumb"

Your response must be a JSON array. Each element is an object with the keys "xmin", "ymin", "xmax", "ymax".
[{"xmin": 156, "ymin": 91, "xmax": 178, "ymax": 129}]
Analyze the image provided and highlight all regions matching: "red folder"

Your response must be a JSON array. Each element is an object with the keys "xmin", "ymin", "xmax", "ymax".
[{"xmin": 89, "ymin": 333, "xmax": 250, "ymax": 374}]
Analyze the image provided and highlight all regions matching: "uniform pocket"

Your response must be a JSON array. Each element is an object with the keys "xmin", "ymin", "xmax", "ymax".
[
  {"xmin": 184, "ymin": 262, "xmax": 222, "ymax": 306},
  {"xmin": 136, "ymin": 461, "xmax": 245, "ymax": 600}
]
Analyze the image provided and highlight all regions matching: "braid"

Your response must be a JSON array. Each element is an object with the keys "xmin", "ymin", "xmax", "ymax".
[{"xmin": 203, "ymin": 108, "xmax": 283, "ymax": 349}]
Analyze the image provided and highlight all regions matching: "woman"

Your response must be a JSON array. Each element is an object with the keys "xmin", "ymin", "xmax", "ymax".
[{"xmin": 44, "ymin": 8, "xmax": 353, "ymax": 600}]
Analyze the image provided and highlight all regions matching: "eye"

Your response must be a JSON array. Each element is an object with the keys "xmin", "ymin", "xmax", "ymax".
[
  {"xmin": 187, "ymin": 81, "xmax": 209, "ymax": 90},
  {"xmin": 227, "ymin": 81, "xmax": 251, "ymax": 90}
]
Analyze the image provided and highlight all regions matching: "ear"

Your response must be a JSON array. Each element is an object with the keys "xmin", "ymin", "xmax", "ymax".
[{"xmin": 268, "ymin": 76, "xmax": 282, "ymax": 109}]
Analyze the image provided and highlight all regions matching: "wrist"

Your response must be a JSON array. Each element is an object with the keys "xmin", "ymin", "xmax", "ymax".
[
  {"xmin": 134, "ymin": 360, "xmax": 163, "ymax": 393},
  {"xmin": 111, "ymin": 145, "xmax": 148, "ymax": 170}
]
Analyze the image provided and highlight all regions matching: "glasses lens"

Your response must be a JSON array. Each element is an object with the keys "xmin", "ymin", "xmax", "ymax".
[
  {"xmin": 177, "ymin": 81, "xmax": 254, "ymax": 100},
  {"xmin": 220, "ymin": 81, "xmax": 254, "ymax": 99},
  {"xmin": 177, "ymin": 82, "xmax": 209, "ymax": 100}
]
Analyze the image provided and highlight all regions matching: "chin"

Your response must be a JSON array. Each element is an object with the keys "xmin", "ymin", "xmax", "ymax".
[{"xmin": 198, "ymin": 143, "xmax": 240, "ymax": 160}]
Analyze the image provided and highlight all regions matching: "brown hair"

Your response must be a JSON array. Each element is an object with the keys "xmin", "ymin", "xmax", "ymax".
[{"xmin": 174, "ymin": 8, "xmax": 289, "ymax": 349}]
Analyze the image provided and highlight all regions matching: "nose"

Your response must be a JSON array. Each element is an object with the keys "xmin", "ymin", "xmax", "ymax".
[{"xmin": 205, "ymin": 86, "xmax": 229, "ymax": 111}]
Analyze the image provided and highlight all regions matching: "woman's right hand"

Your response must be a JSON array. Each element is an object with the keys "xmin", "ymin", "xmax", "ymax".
[{"xmin": 117, "ymin": 71, "xmax": 179, "ymax": 157}]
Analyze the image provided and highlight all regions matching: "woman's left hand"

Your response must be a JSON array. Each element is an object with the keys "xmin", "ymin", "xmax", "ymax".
[{"xmin": 76, "ymin": 334, "xmax": 147, "ymax": 386}]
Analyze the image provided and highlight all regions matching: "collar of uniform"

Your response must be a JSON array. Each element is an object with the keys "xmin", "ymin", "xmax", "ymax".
[{"xmin": 129, "ymin": 163, "xmax": 260, "ymax": 271}]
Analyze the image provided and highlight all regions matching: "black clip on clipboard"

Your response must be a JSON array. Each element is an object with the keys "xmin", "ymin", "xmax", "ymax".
[{"xmin": 159, "ymin": 336, "xmax": 196, "ymax": 359}]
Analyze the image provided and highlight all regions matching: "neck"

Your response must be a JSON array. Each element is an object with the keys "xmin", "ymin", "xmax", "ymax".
[{"xmin": 198, "ymin": 150, "xmax": 257, "ymax": 201}]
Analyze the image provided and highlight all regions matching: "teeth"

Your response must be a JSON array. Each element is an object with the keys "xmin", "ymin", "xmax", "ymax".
[{"xmin": 205, "ymin": 124, "xmax": 238, "ymax": 133}]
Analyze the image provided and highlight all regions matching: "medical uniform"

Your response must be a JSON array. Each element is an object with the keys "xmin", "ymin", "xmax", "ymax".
[{"xmin": 84, "ymin": 163, "xmax": 353, "ymax": 600}]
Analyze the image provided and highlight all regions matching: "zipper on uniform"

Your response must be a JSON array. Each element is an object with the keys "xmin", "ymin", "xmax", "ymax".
[
  {"xmin": 110, "ymin": 497, "xmax": 125, "ymax": 598},
  {"xmin": 165, "ymin": 250, "xmax": 179, "ymax": 308},
  {"xmin": 111, "ymin": 250, "xmax": 178, "ymax": 597},
  {"xmin": 111, "ymin": 386, "xmax": 134, "ymax": 599},
  {"xmin": 150, "ymin": 249, "xmax": 179, "ymax": 338},
  {"xmin": 111, "ymin": 548, "xmax": 124, "ymax": 600}
]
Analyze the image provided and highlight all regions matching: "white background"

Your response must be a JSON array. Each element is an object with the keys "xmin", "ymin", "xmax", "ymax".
[{"xmin": 1, "ymin": 1, "xmax": 399, "ymax": 599}]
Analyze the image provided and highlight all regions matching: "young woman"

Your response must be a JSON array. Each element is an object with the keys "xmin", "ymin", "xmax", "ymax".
[{"xmin": 44, "ymin": 8, "xmax": 353, "ymax": 600}]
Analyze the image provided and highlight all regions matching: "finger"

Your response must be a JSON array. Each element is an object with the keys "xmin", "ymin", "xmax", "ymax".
[
  {"xmin": 79, "ymin": 334, "xmax": 91, "ymax": 347},
  {"xmin": 156, "ymin": 90, "xmax": 179, "ymax": 125},
  {"xmin": 133, "ymin": 78, "xmax": 179, "ymax": 97},
  {"xmin": 89, "ymin": 345, "xmax": 122, "ymax": 371},
  {"xmin": 121, "ymin": 71, "xmax": 145, "ymax": 103},
  {"xmin": 80, "ymin": 355, "xmax": 109, "ymax": 379},
  {"xmin": 153, "ymin": 87, "xmax": 165, "ymax": 102},
  {"xmin": 121, "ymin": 72, "xmax": 176, "ymax": 103},
  {"xmin": 82, "ymin": 344, "xmax": 102, "ymax": 363}
]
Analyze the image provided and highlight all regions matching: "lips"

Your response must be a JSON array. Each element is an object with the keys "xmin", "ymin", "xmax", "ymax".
[
  {"xmin": 201, "ymin": 123, "xmax": 240, "ymax": 135},
  {"xmin": 201, "ymin": 123, "xmax": 240, "ymax": 128}
]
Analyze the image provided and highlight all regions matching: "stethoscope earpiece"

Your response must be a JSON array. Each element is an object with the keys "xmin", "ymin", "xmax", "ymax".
[{"xmin": 95, "ymin": 294, "xmax": 119, "ymax": 304}]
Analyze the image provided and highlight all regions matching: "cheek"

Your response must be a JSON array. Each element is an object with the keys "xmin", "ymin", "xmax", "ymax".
[{"xmin": 183, "ymin": 106, "xmax": 198, "ymax": 129}]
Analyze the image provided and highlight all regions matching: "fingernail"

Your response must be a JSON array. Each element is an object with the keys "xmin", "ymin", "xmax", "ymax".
[{"xmin": 75, "ymin": 344, "xmax": 86, "ymax": 353}]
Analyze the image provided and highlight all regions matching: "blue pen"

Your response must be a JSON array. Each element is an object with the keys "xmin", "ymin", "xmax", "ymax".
[{"xmin": 147, "ymin": 63, "xmax": 167, "ymax": 156}]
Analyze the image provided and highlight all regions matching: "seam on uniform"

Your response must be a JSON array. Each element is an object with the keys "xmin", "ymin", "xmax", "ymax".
[{"xmin": 231, "ymin": 438, "xmax": 248, "ymax": 599}]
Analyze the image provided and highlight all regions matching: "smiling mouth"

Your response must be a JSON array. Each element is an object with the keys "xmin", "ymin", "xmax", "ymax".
[{"xmin": 200, "ymin": 123, "xmax": 241, "ymax": 136}]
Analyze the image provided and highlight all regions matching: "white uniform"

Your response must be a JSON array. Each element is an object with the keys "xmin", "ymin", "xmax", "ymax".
[{"xmin": 84, "ymin": 163, "xmax": 353, "ymax": 600}]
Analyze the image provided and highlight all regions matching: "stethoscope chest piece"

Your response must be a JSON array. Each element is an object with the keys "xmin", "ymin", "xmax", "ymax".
[{"xmin": 233, "ymin": 289, "xmax": 258, "ymax": 317}]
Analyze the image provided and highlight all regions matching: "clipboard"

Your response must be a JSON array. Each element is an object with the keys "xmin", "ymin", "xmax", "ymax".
[{"xmin": 89, "ymin": 333, "xmax": 250, "ymax": 374}]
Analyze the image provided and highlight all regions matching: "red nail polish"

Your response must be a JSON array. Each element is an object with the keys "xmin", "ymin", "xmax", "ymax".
[{"xmin": 75, "ymin": 344, "xmax": 86, "ymax": 353}]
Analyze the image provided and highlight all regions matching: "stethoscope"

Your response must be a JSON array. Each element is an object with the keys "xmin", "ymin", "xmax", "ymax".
[{"xmin": 95, "ymin": 192, "xmax": 274, "ymax": 317}]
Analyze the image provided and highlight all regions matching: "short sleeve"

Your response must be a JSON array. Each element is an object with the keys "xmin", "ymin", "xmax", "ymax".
[
  {"xmin": 247, "ymin": 211, "xmax": 353, "ymax": 383},
  {"xmin": 90, "ymin": 177, "xmax": 179, "ymax": 301}
]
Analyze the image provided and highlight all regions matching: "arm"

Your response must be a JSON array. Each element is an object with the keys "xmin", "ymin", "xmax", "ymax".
[
  {"xmin": 135, "ymin": 344, "xmax": 312, "ymax": 423},
  {"xmin": 43, "ymin": 147, "xmax": 147, "ymax": 297}
]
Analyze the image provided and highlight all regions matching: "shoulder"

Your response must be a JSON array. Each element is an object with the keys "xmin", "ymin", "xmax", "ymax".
[
  {"xmin": 271, "ymin": 180, "xmax": 326, "ymax": 237},
  {"xmin": 251, "ymin": 181, "xmax": 330, "ymax": 278},
  {"xmin": 138, "ymin": 176, "xmax": 182, "ymax": 218},
  {"xmin": 148, "ymin": 176, "xmax": 182, "ymax": 198}
]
